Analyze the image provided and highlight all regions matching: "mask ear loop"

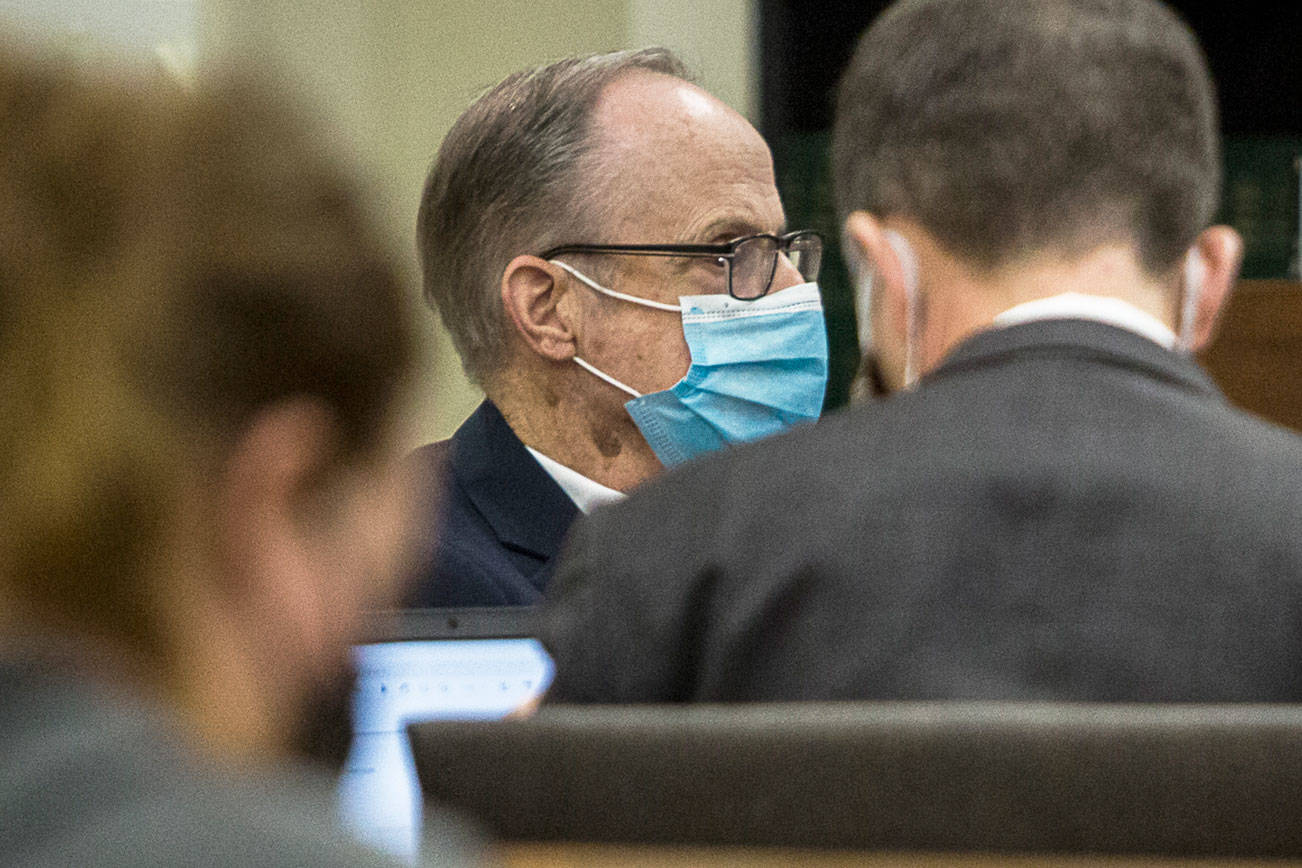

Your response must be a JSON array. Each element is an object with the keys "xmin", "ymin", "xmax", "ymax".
[
  {"xmin": 551, "ymin": 260, "xmax": 682, "ymax": 312},
  {"xmin": 1179, "ymin": 248, "xmax": 1206, "ymax": 352},
  {"xmin": 883, "ymin": 230, "xmax": 921, "ymax": 387},
  {"xmin": 551, "ymin": 259, "xmax": 675, "ymax": 399},
  {"xmin": 844, "ymin": 228, "xmax": 876, "ymax": 354},
  {"xmin": 572, "ymin": 356, "xmax": 643, "ymax": 399}
]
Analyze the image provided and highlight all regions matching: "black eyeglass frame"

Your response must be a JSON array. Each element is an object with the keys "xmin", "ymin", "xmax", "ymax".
[{"xmin": 539, "ymin": 230, "xmax": 824, "ymax": 301}]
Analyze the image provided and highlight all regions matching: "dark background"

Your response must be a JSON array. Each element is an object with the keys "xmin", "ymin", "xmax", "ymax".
[
  {"xmin": 759, "ymin": 0, "xmax": 1302, "ymax": 408},
  {"xmin": 761, "ymin": 0, "xmax": 1302, "ymax": 134}
]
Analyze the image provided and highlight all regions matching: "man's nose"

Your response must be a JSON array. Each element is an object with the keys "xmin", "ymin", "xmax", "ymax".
[{"xmin": 770, "ymin": 251, "xmax": 805, "ymax": 293}]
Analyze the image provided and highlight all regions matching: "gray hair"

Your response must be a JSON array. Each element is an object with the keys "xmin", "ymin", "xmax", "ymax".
[
  {"xmin": 832, "ymin": 0, "xmax": 1219, "ymax": 274},
  {"xmin": 417, "ymin": 48, "xmax": 689, "ymax": 387}
]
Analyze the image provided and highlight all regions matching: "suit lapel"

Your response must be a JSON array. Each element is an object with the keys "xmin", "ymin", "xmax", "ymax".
[{"xmin": 448, "ymin": 401, "xmax": 578, "ymax": 586}]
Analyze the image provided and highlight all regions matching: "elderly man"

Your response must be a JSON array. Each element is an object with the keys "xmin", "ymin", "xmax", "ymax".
[
  {"xmin": 409, "ymin": 49, "xmax": 828, "ymax": 607},
  {"xmin": 542, "ymin": 0, "xmax": 1302, "ymax": 703}
]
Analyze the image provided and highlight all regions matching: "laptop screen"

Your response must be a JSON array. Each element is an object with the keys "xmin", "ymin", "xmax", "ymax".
[{"xmin": 338, "ymin": 608, "xmax": 553, "ymax": 861}]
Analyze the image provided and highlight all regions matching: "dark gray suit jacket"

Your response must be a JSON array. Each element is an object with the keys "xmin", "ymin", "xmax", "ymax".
[{"xmin": 542, "ymin": 319, "xmax": 1302, "ymax": 703}]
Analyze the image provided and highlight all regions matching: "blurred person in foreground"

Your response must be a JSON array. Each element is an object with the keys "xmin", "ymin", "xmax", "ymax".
[
  {"xmin": 543, "ymin": 0, "xmax": 1302, "ymax": 703},
  {"xmin": 0, "ymin": 50, "xmax": 478, "ymax": 865},
  {"xmin": 408, "ymin": 49, "xmax": 828, "ymax": 607}
]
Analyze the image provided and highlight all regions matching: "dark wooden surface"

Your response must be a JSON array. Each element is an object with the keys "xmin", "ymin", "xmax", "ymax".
[
  {"xmin": 1199, "ymin": 280, "xmax": 1302, "ymax": 432},
  {"xmin": 500, "ymin": 843, "xmax": 1299, "ymax": 866}
]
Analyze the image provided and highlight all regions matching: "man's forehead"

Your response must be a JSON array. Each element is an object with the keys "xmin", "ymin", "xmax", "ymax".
[
  {"xmin": 593, "ymin": 73, "xmax": 764, "ymax": 156},
  {"xmin": 594, "ymin": 71, "xmax": 724, "ymax": 127},
  {"xmin": 589, "ymin": 72, "xmax": 784, "ymax": 241}
]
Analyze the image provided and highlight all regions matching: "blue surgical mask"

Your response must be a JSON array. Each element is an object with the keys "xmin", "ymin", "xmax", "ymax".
[{"xmin": 554, "ymin": 261, "xmax": 829, "ymax": 467}]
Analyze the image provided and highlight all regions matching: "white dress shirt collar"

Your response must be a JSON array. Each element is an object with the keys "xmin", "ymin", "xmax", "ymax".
[
  {"xmin": 993, "ymin": 292, "xmax": 1177, "ymax": 350},
  {"xmin": 525, "ymin": 447, "xmax": 626, "ymax": 515}
]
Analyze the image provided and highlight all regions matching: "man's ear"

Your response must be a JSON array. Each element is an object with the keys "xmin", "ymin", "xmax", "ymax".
[
  {"xmin": 1187, "ymin": 225, "xmax": 1245, "ymax": 351},
  {"xmin": 501, "ymin": 255, "xmax": 577, "ymax": 362},
  {"xmin": 843, "ymin": 211, "xmax": 911, "ymax": 391},
  {"xmin": 216, "ymin": 397, "xmax": 339, "ymax": 661}
]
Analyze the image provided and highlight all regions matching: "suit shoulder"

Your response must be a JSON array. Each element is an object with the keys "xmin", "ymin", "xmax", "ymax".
[{"xmin": 1220, "ymin": 405, "xmax": 1302, "ymax": 454}]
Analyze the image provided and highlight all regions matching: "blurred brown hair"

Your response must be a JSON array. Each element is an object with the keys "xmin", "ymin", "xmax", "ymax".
[{"xmin": 0, "ymin": 49, "xmax": 416, "ymax": 665}]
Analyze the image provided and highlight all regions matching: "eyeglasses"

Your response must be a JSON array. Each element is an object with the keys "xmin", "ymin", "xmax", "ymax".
[{"xmin": 540, "ymin": 230, "xmax": 824, "ymax": 301}]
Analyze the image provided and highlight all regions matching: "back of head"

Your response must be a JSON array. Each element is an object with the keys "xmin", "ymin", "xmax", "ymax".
[
  {"xmin": 0, "ymin": 48, "xmax": 415, "ymax": 672},
  {"xmin": 417, "ymin": 48, "xmax": 688, "ymax": 388},
  {"xmin": 832, "ymin": 0, "xmax": 1219, "ymax": 275}
]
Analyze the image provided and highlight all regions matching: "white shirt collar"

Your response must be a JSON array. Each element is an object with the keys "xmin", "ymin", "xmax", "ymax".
[
  {"xmin": 525, "ymin": 447, "xmax": 626, "ymax": 515},
  {"xmin": 992, "ymin": 292, "xmax": 1177, "ymax": 350}
]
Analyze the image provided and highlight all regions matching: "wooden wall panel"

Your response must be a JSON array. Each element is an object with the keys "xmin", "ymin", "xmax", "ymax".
[{"xmin": 1199, "ymin": 280, "xmax": 1302, "ymax": 432}]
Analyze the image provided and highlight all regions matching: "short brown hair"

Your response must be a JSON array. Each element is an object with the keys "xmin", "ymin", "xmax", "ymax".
[
  {"xmin": 0, "ymin": 49, "xmax": 415, "ymax": 659},
  {"xmin": 832, "ymin": 0, "xmax": 1219, "ymax": 273},
  {"xmin": 416, "ymin": 48, "xmax": 688, "ymax": 386}
]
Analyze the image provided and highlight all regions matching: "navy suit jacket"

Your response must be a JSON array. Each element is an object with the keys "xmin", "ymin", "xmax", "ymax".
[{"xmin": 406, "ymin": 400, "xmax": 579, "ymax": 607}]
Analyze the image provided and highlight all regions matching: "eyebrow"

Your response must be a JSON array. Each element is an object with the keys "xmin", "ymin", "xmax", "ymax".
[{"xmin": 689, "ymin": 215, "xmax": 786, "ymax": 244}]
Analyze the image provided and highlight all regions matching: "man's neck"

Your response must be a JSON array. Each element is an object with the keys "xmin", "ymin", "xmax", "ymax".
[
  {"xmin": 917, "ymin": 244, "xmax": 1178, "ymax": 374},
  {"xmin": 489, "ymin": 376, "xmax": 661, "ymax": 494}
]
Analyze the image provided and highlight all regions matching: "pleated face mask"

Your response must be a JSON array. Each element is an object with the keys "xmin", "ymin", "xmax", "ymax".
[{"xmin": 557, "ymin": 261, "xmax": 829, "ymax": 467}]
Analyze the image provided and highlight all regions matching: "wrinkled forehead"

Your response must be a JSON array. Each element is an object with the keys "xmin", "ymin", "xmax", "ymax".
[{"xmin": 586, "ymin": 72, "xmax": 785, "ymax": 242}]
